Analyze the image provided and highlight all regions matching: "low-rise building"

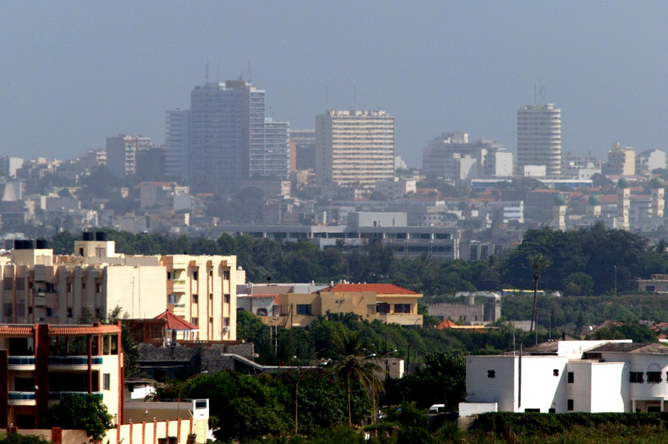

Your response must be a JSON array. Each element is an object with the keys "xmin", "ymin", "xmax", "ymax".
[
  {"xmin": 636, "ymin": 274, "xmax": 668, "ymax": 293},
  {"xmin": 265, "ymin": 283, "xmax": 423, "ymax": 328},
  {"xmin": 462, "ymin": 339, "xmax": 668, "ymax": 415}
]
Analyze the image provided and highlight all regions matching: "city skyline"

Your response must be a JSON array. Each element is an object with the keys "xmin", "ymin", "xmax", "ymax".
[{"xmin": 2, "ymin": 2, "xmax": 668, "ymax": 167}]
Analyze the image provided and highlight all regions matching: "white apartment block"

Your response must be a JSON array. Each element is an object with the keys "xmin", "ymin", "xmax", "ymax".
[
  {"xmin": 517, "ymin": 104, "xmax": 562, "ymax": 176},
  {"xmin": 0, "ymin": 235, "xmax": 237, "ymax": 341},
  {"xmin": 636, "ymin": 149, "xmax": 667, "ymax": 176},
  {"xmin": 106, "ymin": 134, "xmax": 153, "ymax": 178},
  {"xmin": 375, "ymin": 178, "xmax": 417, "ymax": 199},
  {"xmin": 423, "ymin": 133, "xmax": 510, "ymax": 180},
  {"xmin": 316, "ymin": 110, "xmax": 395, "ymax": 190},
  {"xmin": 603, "ymin": 143, "xmax": 636, "ymax": 176},
  {"xmin": 463, "ymin": 340, "xmax": 668, "ymax": 415}
]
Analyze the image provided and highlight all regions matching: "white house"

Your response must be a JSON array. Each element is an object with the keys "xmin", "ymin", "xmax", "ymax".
[{"xmin": 462, "ymin": 340, "xmax": 668, "ymax": 415}]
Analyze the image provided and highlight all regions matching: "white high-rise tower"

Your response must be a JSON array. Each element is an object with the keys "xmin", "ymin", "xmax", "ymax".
[{"xmin": 517, "ymin": 103, "xmax": 561, "ymax": 176}]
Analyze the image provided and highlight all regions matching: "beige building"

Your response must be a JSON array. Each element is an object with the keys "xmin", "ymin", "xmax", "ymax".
[
  {"xmin": 517, "ymin": 104, "xmax": 562, "ymax": 176},
  {"xmin": 264, "ymin": 283, "xmax": 422, "ymax": 328},
  {"xmin": 603, "ymin": 143, "xmax": 636, "ymax": 176},
  {"xmin": 0, "ymin": 234, "xmax": 236, "ymax": 341},
  {"xmin": 316, "ymin": 110, "xmax": 395, "ymax": 190}
]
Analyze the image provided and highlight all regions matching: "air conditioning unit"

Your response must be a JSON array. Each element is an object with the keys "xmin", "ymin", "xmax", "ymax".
[{"xmin": 223, "ymin": 326, "xmax": 230, "ymax": 332}]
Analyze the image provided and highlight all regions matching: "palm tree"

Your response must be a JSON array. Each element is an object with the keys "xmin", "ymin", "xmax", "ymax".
[
  {"xmin": 328, "ymin": 329, "xmax": 383, "ymax": 426},
  {"xmin": 528, "ymin": 253, "xmax": 552, "ymax": 334}
]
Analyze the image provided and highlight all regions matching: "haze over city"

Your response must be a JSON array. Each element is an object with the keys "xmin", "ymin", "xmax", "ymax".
[{"xmin": 2, "ymin": 1, "xmax": 668, "ymax": 165}]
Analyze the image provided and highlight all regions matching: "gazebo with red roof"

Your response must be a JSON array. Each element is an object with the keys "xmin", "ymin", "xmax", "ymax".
[{"xmin": 154, "ymin": 310, "xmax": 199, "ymax": 343}]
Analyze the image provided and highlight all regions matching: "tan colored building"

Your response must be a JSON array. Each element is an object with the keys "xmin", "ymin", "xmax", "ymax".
[
  {"xmin": 265, "ymin": 283, "xmax": 422, "ymax": 328},
  {"xmin": 603, "ymin": 143, "xmax": 636, "ymax": 176},
  {"xmin": 636, "ymin": 274, "xmax": 668, "ymax": 293},
  {"xmin": 316, "ymin": 110, "xmax": 395, "ymax": 190},
  {"xmin": 0, "ymin": 234, "xmax": 237, "ymax": 341}
]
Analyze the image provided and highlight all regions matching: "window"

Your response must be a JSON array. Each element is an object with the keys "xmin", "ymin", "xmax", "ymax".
[
  {"xmin": 192, "ymin": 317, "xmax": 198, "ymax": 326},
  {"xmin": 568, "ymin": 372, "xmax": 574, "ymax": 383},
  {"xmin": 96, "ymin": 283, "xmax": 102, "ymax": 293},
  {"xmin": 223, "ymin": 317, "xmax": 230, "ymax": 327},
  {"xmin": 67, "ymin": 308, "xmax": 73, "ymax": 318},
  {"xmin": 647, "ymin": 285, "xmax": 656, "ymax": 292},
  {"xmin": 376, "ymin": 303, "xmax": 390, "ymax": 314},
  {"xmin": 103, "ymin": 373, "xmax": 111, "ymax": 391},
  {"xmin": 223, "ymin": 270, "xmax": 230, "ymax": 280},
  {"xmin": 167, "ymin": 271, "xmax": 175, "ymax": 280},
  {"xmin": 193, "ymin": 294, "xmax": 199, "ymax": 304},
  {"xmin": 149, "ymin": 325, "xmax": 163, "ymax": 339},
  {"xmin": 549, "ymin": 408, "xmax": 556, "ymax": 413},
  {"xmin": 630, "ymin": 371, "xmax": 644, "ymax": 383},
  {"xmin": 296, "ymin": 304, "xmax": 312, "ymax": 316},
  {"xmin": 256, "ymin": 308, "xmax": 268, "ymax": 316},
  {"xmin": 16, "ymin": 303, "xmax": 25, "ymax": 318},
  {"xmin": 78, "ymin": 247, "xmax": 84, "ymax": 256},
  {"xmin": 567, "ymin": 399, "xmax": 574, "ymax": 411},
  {"xmin": 648, "ymin": 372, "xmax": 662, "ymax": 383},
  {"xmin": 224, "ymin": 294, "xmax": 230, "ymax": 304},
  {"xmin": 487, "ymin": 370, "xmax": 495, "ymax": 378},
  {"xmin": 394, "ymin": 304, "xmax": 411, "ymax": 314},
  {"xmin": 3, "ymin": 278, "xmax": 12, "ymax": 291},
  {"xmin": 15, "ymin": 279, "xmax": 24, "ymax": 291},
  {"xmin": 553, "ymin": 369, "xmax": 559, "ymax": 377},
  {"xmin": 46, "ymin": 308, "xmax": 52, "ymax": 317},
  {"xmin": 192, "ymin": 270, "xmax": 198, "ymax": 281},
  {"xmin": 525, "ymin": 408, "xmax": 540, "ymax": 413},
  {"xmin": 4, "ymin": 303, "xmax": 12, "ymax": 319},
  {"xmin": 168, "ymin": 294, "xmax": 176, "ymax": 304},
  {"xmin": 67, "ymin": 282, "xmax": 73, "ymax": 293}
]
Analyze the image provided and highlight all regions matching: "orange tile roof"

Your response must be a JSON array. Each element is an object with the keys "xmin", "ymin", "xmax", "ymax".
[
  {"xmin": 326, "ymin": 283, "xmax": 418, "ymax": 295},
  {"xmin": 154, "ymin": 310, "xmax": 199, "ymax": 331},
  {"xmin": 436, "ymin": 319, "xmax": 457, "ymax": 330},
  {"xmin": 0, "ymin": 326, "xmax": 33, "ymax": 335}
]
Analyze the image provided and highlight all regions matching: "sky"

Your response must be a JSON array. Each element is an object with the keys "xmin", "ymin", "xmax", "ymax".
[{"xmin": 1, "ymin": 1, "xmax": 668, "ymax": 167}]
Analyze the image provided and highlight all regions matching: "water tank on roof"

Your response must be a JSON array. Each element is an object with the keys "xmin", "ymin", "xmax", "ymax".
[
  {"xmin": 82, "ymin": 232, "xmax": 94, "ymax": 241},
  {"xmin": 95, "ymin": 232, "xmax": 107, "ymax": 241},
  {"xmin": 36, "ymin": 239, "xmax": 48, "ymax": 249}
]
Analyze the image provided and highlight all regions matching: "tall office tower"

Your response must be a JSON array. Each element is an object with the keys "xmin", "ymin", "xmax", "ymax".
[
  {"xmin": 315, "ymin": 110, "xmax": 395, "ymax": 190},
  {"xmin": 517, "ymin": 103, "xmax": 562, "ymax": 176},
  {"xmin": 290, "ymin": 129, "xmax": 316, "ymax": 171},
  {"xmin": 263, "ymin": 119, "xmax": 290, "ymax": 179},
  {"xmin": 106, "ymin": 134, "xmax": 153, "ymax": 177},
  {"xmin": 188, "ymin": 80, "xmax": 265, "ymax": 193},
  {"xmin": 165, "ymin": 109, "xmax": 191, "ymax": 183}
]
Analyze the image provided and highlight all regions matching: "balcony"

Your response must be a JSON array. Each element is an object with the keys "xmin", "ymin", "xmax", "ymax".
[
  {"xmin": 49, "ymin": 356, "xmax": 103, "ymax": 367},
  {"xmin": 8, "ymin": 391, "xmax": 36, "ymax": 406},
  {"xmin": 8, "ymin": 356, "xmax": 35, "ymax": 370}
]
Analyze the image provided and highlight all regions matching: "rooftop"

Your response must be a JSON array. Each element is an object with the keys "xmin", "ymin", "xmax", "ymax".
[{"xmin": 325, "ymin": 283, "xmax": 419, "ymax": 295}]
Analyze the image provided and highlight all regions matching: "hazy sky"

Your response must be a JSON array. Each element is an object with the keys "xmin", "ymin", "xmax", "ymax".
[{"xmin": 1, "ymin": 1, "xmax": 668, "ymax": 167}]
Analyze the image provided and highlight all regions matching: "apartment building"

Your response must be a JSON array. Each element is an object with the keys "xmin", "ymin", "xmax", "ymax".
[
  {"xmin": 106, "ymin": 135, "xmax": 153, "ymax": 178},
  {"xmin": 316, "ymin": 110, "xmax": 395, "ymax": 190},
  {"xmin": 265, "ymin": 283, "xmax": 423, "ymax": 328},
  {"xmin": 517, "ymin": 104, "xmax": 562, "ymax": 176},
  {"xmin": 603, "ymin": 143, "xmax": 636, "ymax": 176},
  {"xmin": 0, "ymin": 322, "xmax": 123, "ymax": 429},
  {"xmin": 0, "ymin": 233, "xmax": 237, "ymax": 341}
]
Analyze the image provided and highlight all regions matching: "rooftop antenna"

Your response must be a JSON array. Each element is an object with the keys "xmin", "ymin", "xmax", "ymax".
[{"xmin": 539, "ymin": 78, "xmax": 546, "ymax": 104}]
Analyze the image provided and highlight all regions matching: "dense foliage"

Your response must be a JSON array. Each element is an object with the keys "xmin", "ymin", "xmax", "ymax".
[{"xmin": 44, "ymin": 394, "xmax": 113, "ymax": 442}]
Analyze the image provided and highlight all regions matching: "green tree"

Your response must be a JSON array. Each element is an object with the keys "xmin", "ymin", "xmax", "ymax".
[
  {"xmin": 528, "ymin": 254, "xmax": 552, "ymax": 333},
  {"xmin": 328, "ymin": 330, "xmax": 383, "ymax": 426},
  {"xmin": 562, "ymin": 272, "xmax": 595, "ymax": 296},
  {"xmin": 44, "ymin": 394, "xmax": 113, "ymax": 443}
]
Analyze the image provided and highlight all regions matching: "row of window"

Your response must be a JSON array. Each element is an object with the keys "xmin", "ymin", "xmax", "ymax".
[{"xmin": 487, "ymin": 369, "xmax": 668, "ymax": 385}]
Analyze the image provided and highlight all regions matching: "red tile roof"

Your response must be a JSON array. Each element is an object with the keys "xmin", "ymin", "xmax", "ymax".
[
  {"xmin": 154, "ymin": 310, "xmax": 199, "ymax": 331},
  {"xmin": 326, "ymin": 283, "xmax": 419, "ymax": 295},
  {"xmin": 0, "ymin": 326, "xmax": 33, "ymax": 335},
  {"xmin": 49, "ymin": 325, "xmax": 121, "ymax": 335}
]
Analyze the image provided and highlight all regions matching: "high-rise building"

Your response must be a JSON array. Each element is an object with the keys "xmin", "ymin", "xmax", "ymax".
[
  {"xmin": 315, "ymin": 110, "xmax": 395, "ymax": 190},
  {"xmin": 290, "ymin": 129, "xmax": 316, "ymax": 171},
  {"xmin": 136, "ymin": 146, "xmax": 166, "ymax": 181},
  {"xmin": 263, "ymin": 119, "xmax": 290, "ymax": 179},
  {"xmin": 106, "ymin": 135, "xmax": 153, "ymax": 178},
  {"xmin": 517, "ymin": 104, "xmax": 562, "ymax": 176},
  {"xmin": 187, "ymin": 81, "xmax": 265, "ymax": 193},
  {"xmin": 165, "ymin": 109, "xmax": 191, "ymax": 183}
]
